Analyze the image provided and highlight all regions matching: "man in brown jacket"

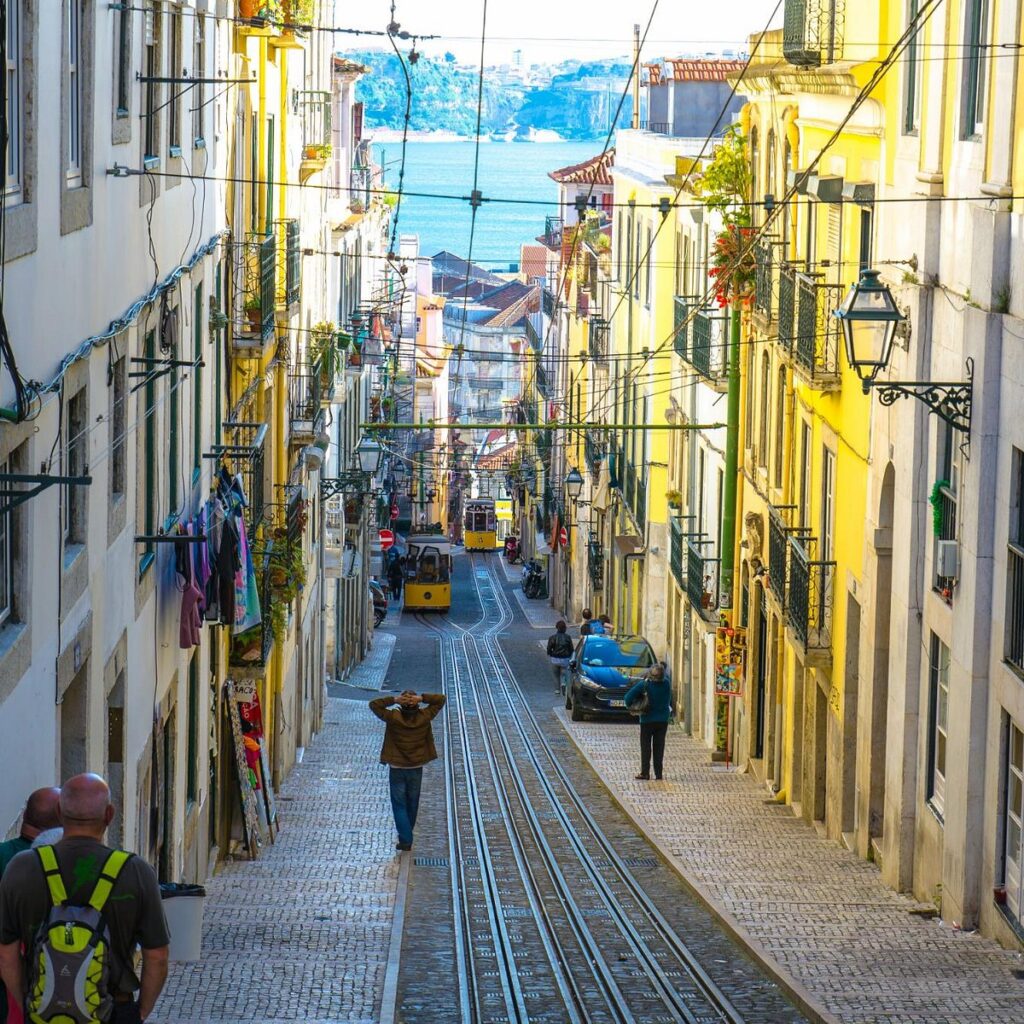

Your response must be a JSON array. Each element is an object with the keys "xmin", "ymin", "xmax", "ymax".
[{"xmin": 369, "ymin": 691, "xmax": 447, "ymax": 851}]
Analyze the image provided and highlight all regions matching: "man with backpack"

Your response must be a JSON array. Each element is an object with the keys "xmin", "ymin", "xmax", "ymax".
[
  {"xmin": 547, "ymin": 620, "xmax": 575, "ymax": 693},
  {"xmin": 0, "ymin": 773, "xmax": 170, "ymax": 1024}
]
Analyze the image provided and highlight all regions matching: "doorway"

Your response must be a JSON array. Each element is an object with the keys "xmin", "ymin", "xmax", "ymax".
[
  {"xmin": 754, "ymin": 586, "xmax": 768, "ymax": 760},
  {"xmin": 105, "ymin": 670, "xmax": 125, "ymax": 848},
  {"xmin": 61, "ymin": 666, "xmax": 89, "ymax": 781}
]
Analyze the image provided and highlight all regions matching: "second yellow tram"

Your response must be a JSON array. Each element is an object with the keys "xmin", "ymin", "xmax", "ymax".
[{"xmin": 464, "ymin": 498, "xmax": 497, "ymax": 552}]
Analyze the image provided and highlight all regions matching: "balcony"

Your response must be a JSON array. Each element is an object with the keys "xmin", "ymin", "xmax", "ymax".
[
  {"xmin": 545, "ymin": 215, "xmax": 563, "ymax": 249},
  {"xmin": 782, "ymin": 0, "xmax": 843, "ymax": 68},
  {"xmin": 275, "ymin": 218, "xmax": 301, "ymax": 310},
  {"xmin": 213, "ymin": 422, "xmax": 267, "ymax": 533},
  {"xmin": 1006, "ymin": 543, "xmax": 1024, "ymax": 674},
  {"xmin": 634, "ymin": 474, "xmax": 647, "ymax": 530},
  {"xmin": 589, "ymin": 316, "xmax": 609, "ymax": 364},
  {"xmin": 787, "ymin": 535, "xmax": 835, "ymax": 656},
  {"xmin": 753, "ymin": 240, "xmax": 773, "ymax": 321},
  {"xmin": 234, "ymin": 234, "xmax": 276, "ymax": 352},
  {"xmin": 934, "ymin": 484, "xmax": 957, "ymax": 600},
  {"xmin": 767, "ymin": 505, "xmax": 799, "ymax": 610},
  {"xmin": 670, "ymin": 518, "xmax": 685, "ymax": 590},
  {"xmin": 349, "ymin": 163, "xmax": 372, "ymax": 213},
  {"xmin": 536, "ymin": 363, "xmax": 552, "ymax": 399},
  {"xmin": 542, "ymin": 287, "xmax": 558, "ymax": 318},
  {"xmin": 777, "ymin": 262, "xmax": 796, "ymax": 350},
  {"xmin": 792, "ymin": 272, "xmax": 843, "ymax": 387},
  {"xmin": 288, "ymin": 364, "xmax": 325, "ymax": 442},
  {"xmin": 687, "ymin": 539, "xmax": 720, "ymax": 622},
  {"xmin": 588, "ymin": 536, "xmax": 604, "ymax": 591},
  {"xmin": 585, "ymin": 431, "xmax": 604, "ymax": 474},
  {"xmin": 686, "ymin": 307, "xmax": 729, "ymax": 391},
  {"xmin": 673, "ymin": 296, "xmax": 693, "ymax": 359},
  {"xmin": 296, "ymin": 90, "xmax": 331, "ymax": 180},
  {"xmin": 640, "ymin": 120, "xmax": 671, "ymax": 134}
]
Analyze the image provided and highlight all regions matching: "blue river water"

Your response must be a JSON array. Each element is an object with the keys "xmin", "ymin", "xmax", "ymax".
[{"xmin": 377, "ymin": 140, "xmax": 602, "ymax": 268}]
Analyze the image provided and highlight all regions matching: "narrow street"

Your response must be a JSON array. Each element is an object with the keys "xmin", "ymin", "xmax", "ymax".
[{"xmin": 158, "ymin": 549, "xmax": 1024, "ymax": 1023}]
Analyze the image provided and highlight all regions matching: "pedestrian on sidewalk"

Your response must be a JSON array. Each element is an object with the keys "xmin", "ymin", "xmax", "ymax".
[
  {"xmin": 0, "ymin": 774, "xmax": 170, "ymax": 1024},
  {"xmin": 388, "ymin": 557, "xmax": 405, "ymax": 601},
  {"xmin": 370, "ymin": 691, "xmax": 447, "ymax": 851},
  {"xmin": 546, "ymin": 620, "xmax": 575, "ymax": 693},
  {"xmin": 624, "ymin": 664, "xmax": 672, "ymax": 781},
  {"xmin": 0, "ymin": 787, "xmax": 61, "ymax": 1024},
  {"xmin": 580, "ymin": 608, "xmax": 595, "ymax": 636}
]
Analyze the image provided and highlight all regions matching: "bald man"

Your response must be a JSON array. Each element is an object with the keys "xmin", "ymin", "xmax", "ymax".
[
  {"xmin": 0, "ymin": 787, "xmax": 61, "ymax": 876},
  {"xmin": 0, "ymin": 774, "xmax": 170, "ymax": 1024}
]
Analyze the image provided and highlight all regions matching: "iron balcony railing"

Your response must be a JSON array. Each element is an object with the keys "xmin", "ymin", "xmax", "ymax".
[
  {"xmin": 625, "ymin": 463, "xmax": 636, "ymax": 509},
  {"xmin": 216, "ymin": 421, "xmax": 267, "ymax": 532},
  {"xmin": 767, "ymin": 504, "xmax": 802, "ymax": 610},
  {"xmin": 275, "ymin": 218, "xmax": 301, "ymax": 309},
  {"xmin": 934, "ymin": 484, "xmax": 957, "ymax": 599},
  {"xmin": 542, "ymin": 287, "xmax": 557, "ymax": 317},
  {"xmin": 236, "ymin": 233, "xmax": 276, "ymax": 346},
  {"xmin": 350, "ymin": 164, "xmax": 372, "ymax": 209},
  {"xmin": 295, "ymin": 89, "xmax": 331, "ymax": 153},
  {"xmin": 787, "ymin": 535, "xmax": 835, "ymax": 652},
  {"xmin": 644, "ymin": 120, "xmax": 670, "ymax": 134},
  {"xmin": 288, "ymin": 365, "xmax": 324, "ymax": 439},
  {"xmin": 688, "ymin": 307, "xmax": 729, "ymax": 387},
  {"xmin": 670, "ymin": 518, "xmax": 685, "ymax": 590},
  {"xmin": 777, "ymin": 262, "xmax": 797, "ymax": 350},
  {"xmin": 589, "ymin": 316, "xmax": 609, "ymax": 363},
  {"xmin": 585, "ymin": 431, "xmax": 604, "ymax": 474},
  {"xmin": 754, "ymin": 240, "xmax": 773, "ymax": 321},
  {"xmin": 793, "ymin": 273, "xmax": 844, "ymax": 385},
  {"xmin": 782, "ymin": 0, "xmax": 843, "ymax": 68},
  {"xmin": 524, "ymin": 317, "xmax": 541, "ymax": 351},
  {"xmin": 687, "ymin": 538, "xmax": 720, "ymax": 622},
  {"xmin": 588, "ymin": 536, "xmax": 604, "ymax": 591},
  {"xmin": 1006, "ymin": 542, "xmax": 1024, "ymax": 674},
  {"xmin": 536, "ymin": 363, "xmax": 551, "ymax": 399},
  {"xmin": 545, "ymin": 215, "xmax": 563, "ymax": 249},
  {"xmin": 635, "ymin": 474, "xmax": 647, "ymax": 530},
  {"xmin": 673, "ymin": 296, "xmax": 693, "ymax": 359}
]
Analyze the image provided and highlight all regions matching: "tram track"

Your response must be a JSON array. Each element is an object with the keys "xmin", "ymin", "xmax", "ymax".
[{"xmin": 410, "ymin": 552, "xmax": 773, "ymax": 1024}]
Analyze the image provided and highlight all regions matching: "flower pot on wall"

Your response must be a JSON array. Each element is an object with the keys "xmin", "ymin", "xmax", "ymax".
[{"xmin": 239, "ymin": 0, "xmax": 262, "ymax": 18}]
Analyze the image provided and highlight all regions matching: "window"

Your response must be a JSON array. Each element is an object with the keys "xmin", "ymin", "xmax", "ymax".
[
  {"xmin": 0, "ymin": 457, "xmax": 12, "ymax": 626},
  {"xmin": 858, "ymin": 208, "xmax": 873, "ymax": 274},
  {"xmin": 903, "ymin": 0, "xmax": 923, "ymax": 134},
  {"xmin": 1005, "ymin": 449, "xmax": 1024, "ymax": 672},
  {"xmin": 193, "ymin": 14, "xmax": 205, "ymax": 144},
  {"xmin": 781, "ymin": 141, "xmax": 793, "ymax": 259},
  {"xmin": 644, "ymin": 225, "xmax": 652, "ymax": 307},
  {"xmin": 249, "ymin": 112, "xmax": 258, "ymax": 232},
  {"xmin": 187, "ymin": 656, "xmax": 199, "ymax": 805},
  {"xmin": 116, "ymin": 2, "xmax": 130, "ymax": 115},
  {"xmin": 821, "ymin": 446, "xmax": 835, "ymax": 561},
  {"xmin": 64, "ymin": 389, "xmax": 87, "ymax": 548},
  {"xmin": 927, "ymin": 633, "xmax": 950, "ymax": 817},
  {"xmin": 798, "ymin": 421, "xmax": 811, "ymax": 529},
  {"xmin": 168, "ymin": 7, "xmax": 182, "ymax": 154},
  {"xmin": 140, "ymin": 329, "xmax": 157, "ymax": 573},
  {"xmin": 111, "ymin": 355, "xmax": 126, "ymax": 497},
  {"xmin": 961, "ymin": 0, "xmax": 989, "ymax": 138},
  {"xmin": 765, "ymin": 130, "xmax": 776, "ymax": 206},
  {"xmin": 774, "ymin": 366, "xmax": 786, "ymax": 487},
  {"xmin": 744, "ymin": 343, "xmax": 755, "ymax": 446},
  {"xmin": 5, "ymin": 0, "xmax": 22, "ymax": 199},
  {"xmin": 1005, "ymin": 720, "xmax": 1024, "ymax": 922},
  {"xmin": 749, "ymin": 126, "xmax": 759, "ymax": 225},
  {"xmin": 67, "ymin": 0, "xmax": 83, "ymax": 184},
  {"xmin": 193, "ymin": 285, "xmax": 203, "ymax": 477},
  {"xmin": 758, "ymin": 351, "xmax": 770, "ymax": 468},
  {"xmin": 143, "ymin": 2, "xmax": 160, "ymax": 162}
]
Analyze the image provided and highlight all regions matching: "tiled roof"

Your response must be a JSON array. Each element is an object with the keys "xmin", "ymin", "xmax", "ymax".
[
  {"xmin": 664, "ymin": 59, "xmax": 747, "ymax": 82},
  {"xmin": 548, "ymin": 149, "xmax": 615, "ymax": 186},
  {"xmin": 333, "ymin": 57, "xmax": 368, "ymax": 75},
  {"xmin": 520, "ymin": 244, "xmax": 548, "ymax": 281},
  {"xmin": 485, "ymin": 287, "xmax": 540, "ymax": 329}
]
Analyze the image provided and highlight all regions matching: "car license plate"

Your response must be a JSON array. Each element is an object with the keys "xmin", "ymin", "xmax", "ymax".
[{"xmin": 609, "ymin": 699, "xmax": 626, "ymax": 708}]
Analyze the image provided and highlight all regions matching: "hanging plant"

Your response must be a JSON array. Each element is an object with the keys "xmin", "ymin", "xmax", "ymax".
[
  {"xmin": 929, "ymin": 479, "xmax": 949, "ymax": 535},
  {"xmin": 708, "ymin": 225, "xmax": 756, "ymax": 309}
]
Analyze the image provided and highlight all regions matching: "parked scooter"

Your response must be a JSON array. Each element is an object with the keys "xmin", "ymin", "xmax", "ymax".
[
  {"xmin": 503, "ymin": 534, "xmax": 521, "ymax": 564},
  {"xmin": 522, "ymin": 559, "xmax": 547, "ymax": 599}
]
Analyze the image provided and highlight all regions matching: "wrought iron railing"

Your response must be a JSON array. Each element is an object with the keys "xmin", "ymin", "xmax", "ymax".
[
  {"xmin": 783, "ymin": 0, "xmax": 843, "ymax": 68},
  {"xmin": 687, "ymin": 539, "xmax": 720, "ymax": 621},
  {"xmin": 216, "ymin": 421, "xmax": 267, "ymax": 532},
  {"xmin": 787, "ymin": 535, "xmax": 835, "ymax": 652},
  {"xmin": 545, "ymin": 215, "xmax": 563, "ymax": 249},
  {"xmin": 295, "ymin": 89, "xmax": 331, "ymax": 153},
  {"xmin": 670, "ymin": 518, "xmax": 685, "ymax": 590},
  {"xmin": 288, "ymin": 365, "xmax": 324, "ymax": 438},
  {"xmin": 585, "ymin": 432, "xmax": 604, "ymax": 474},
  {"xmin": 588, "ymin": 536, "xmax": 604, "ymax": 591},
  {"xmin": 934, "ymin": 484, "xmax": 957, "ymax": 598},
  {"xmin": 690, "ymin": 308, "xmax": 729, "ymax": 385},
  {"xmin": 635, "ymin": 475, "xmax": 647, "ymax": 530},
  {"xmin": 236, "ymin": 234, "xmax": 276, "ymax": 344},
  {"xmin": 275, "ymin": 218, "xmax": 301, "ymax": 309},
  {"xmin": 768, "ymin": 505, "xmax": 799, "ymax": 609},
  {"xmin": 625, "ymin": 464, "xmax": 636, "ymax": 509},
  {"xmin": 589, "ymin": 316, "xmax": 609, "ymax": 364},
  {"xmin": 1006, "ymin": 542, "xmax": 1024, "ymax": 673},
  {"xmin": 645, "ymin": 120, "xmax": 670, "ymax": 134},
  {"xmin": 754, "ymin": 240, "xmax": 773, "ymax": 320},
  {"xmin": 673, "ymin": 296, "xmax": 692, "ymax": 359},
  {"xmin": 542, "ymin": 288, "xmax": 557, "ymax": 317},
  {"xmin": 350, "ymin": 164, "xmax": 372, "ymax": 209},
  {"xmin": 777, "ymin": 262, "xmax": 796, "ymax": 350},
  {"xmin": 536, "ymin": 363, "xmax": 551, "ymax": 398},
  {"xmin": 793, "ymin": 273, "xmax": 843, "ymax": 384}
]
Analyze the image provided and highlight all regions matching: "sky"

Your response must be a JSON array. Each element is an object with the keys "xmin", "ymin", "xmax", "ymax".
[{"xmin": 335, "ymin": 0, "xmax": 782, "ymax": 66}]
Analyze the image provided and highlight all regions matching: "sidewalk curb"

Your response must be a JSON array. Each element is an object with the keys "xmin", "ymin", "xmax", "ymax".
[
  {"xmin": 554, "ymin": 710, "xmax": 843, "ymax": 1024},
  {"xmin": 378, "ymin": 851, "xmax": 411, "ymax": 1024}
]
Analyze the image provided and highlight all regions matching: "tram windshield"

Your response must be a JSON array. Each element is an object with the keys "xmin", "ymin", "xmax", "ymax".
[
  {"xmin": 465, "ymin": 503, "xmax": 496, "ymax": 532},
  {"xmin": 407, "ymin": 543, "xmax": 451, "ymax": 583}
]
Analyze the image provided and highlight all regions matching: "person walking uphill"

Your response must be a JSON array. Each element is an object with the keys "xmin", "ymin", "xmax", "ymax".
[
  {"xmin": 624, "ymin": 664, "xmax": 672, "ymax": 781},
  {"xmin": 546, "ymin": 620, "xmax": 574, "ymax": 693},
  {"xmin": 0, "ymin": 773, "xmax": 170, "ymax": 1024},
  {"xmin": 370, "ymin": 691, "xmax": 447, "ymax": 851}
]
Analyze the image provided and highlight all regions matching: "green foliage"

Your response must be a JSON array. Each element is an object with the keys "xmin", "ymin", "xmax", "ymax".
[
  {"xmin": 695, "ymin": 125, "xmax": 752, "ymax": 228},
  {"xmin": 929, "ymin": 479, "xmax": 949, "ymax": 535}
]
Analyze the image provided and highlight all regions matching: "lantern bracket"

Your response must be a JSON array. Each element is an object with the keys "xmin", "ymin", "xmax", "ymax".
[{"xmin": 873, "ymin": 357, "xmax": 973, "ymax": 438}]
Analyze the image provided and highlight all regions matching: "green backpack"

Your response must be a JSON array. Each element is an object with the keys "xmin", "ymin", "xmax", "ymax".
[{"xmin": 27, "ymin": 845, "xmax": 132, "ymax": 1024}]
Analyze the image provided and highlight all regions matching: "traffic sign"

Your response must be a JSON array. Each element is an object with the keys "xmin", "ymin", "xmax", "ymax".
[
  {"xmin": 558, "ymin": 526, "xmax": 569, "ymax": 549},
  {"xmin": 379, "ymin": 529, "xmax": 395, "ymax": 551},
  {"xmin": 390, "ymin": 504, "xmax": 399, "ymax": 520}
]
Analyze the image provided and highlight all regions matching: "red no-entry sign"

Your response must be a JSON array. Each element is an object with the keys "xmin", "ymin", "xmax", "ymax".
[
  {"xmin": 379, "ymin": 529, "xmax": 395, "ymax": 551},
  {"xmin": 559, "ymin": 526, "xmax": 569, "ymax": 549}
]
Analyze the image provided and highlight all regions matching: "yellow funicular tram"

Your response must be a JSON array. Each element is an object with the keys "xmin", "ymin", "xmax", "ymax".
[
  {"xmin": 464, "ymin": 497, "xmax": 498, "ymax": 552},
  {"xmin": 403, "ymin": 533, "xmax": 453, "ymax": 612}
]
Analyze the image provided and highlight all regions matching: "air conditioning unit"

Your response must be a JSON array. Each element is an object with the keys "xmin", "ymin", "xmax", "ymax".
[{"xmin": 936, "ymin": 539, "xmax": 959, "ymax": 579}]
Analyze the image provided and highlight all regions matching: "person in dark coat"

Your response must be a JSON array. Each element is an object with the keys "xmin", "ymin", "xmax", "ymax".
[
  {"xmin": 624, "ymin": 663, "xmax": 672, "ymax": 781},
  {"xmin": 387, "ymin": 557, "xmax": 404, "ymax": 600}
]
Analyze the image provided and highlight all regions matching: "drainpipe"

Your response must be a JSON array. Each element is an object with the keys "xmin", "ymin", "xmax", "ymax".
[{"xmin": 719, "ymin": 301, "xmax": 741, "ymax": 610}]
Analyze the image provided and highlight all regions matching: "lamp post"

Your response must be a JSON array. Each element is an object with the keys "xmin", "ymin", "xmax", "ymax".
[{"xmin": 833, "ymin": 268, "xmax": 973, "ymax": 437}]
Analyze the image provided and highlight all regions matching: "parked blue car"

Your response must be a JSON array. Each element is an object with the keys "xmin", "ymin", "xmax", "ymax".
[{"xmin": 565, "ymin": 634, "xmax": 658, "ymax": 721}]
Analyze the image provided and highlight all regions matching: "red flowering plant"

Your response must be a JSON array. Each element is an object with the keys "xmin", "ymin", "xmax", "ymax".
[{"xmin": 708, "ymin": 225, "xmax": 756, "ymax": 308}]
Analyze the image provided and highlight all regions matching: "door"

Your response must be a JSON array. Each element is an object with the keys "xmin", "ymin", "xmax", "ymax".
[{"xmin": 755, "ymin": 587, "xmax": 768, "ymax": 759}]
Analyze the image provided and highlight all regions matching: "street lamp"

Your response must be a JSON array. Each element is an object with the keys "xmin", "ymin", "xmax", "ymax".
[
  {"xmin": 565, "ymin": 466, "xmax": 584, "ymax": 502},
  {"xmin": 356, "ymin": 435, "xmax": 384, "ymax": 476},
  {"xmin": 833, "ymin": 268, "xmax": 973, "ymax": 438},
  {"xmin": 832, "ymin": 268, "xmax": 905, "ymax": 394}
]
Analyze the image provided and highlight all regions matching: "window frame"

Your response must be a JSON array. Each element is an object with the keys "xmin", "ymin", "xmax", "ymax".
[
  {"xmin": 5, "ymin": 0, "xmax": 23, "ymax": 200},
  {"xmin": 167, "ymin": 5, "xmax": 182, "ymax": 156},
  {"xmin": 63, "ymin": 388, "xmax": 88, "ymax": 549},
  {"xmin": 66, "ymin": 0, "xmax": 83, "ymax": 186},
  {"xmin": 820, "ymin": 445, "xmax": 835, "ymax": 561},
  {"xmin": 192, "ymin": 13, "xmax": 205, "ymax": 146},
  {"xmin": 110, "ymin": 354, "xmax": 126, "ymax": 497},
  {"xmin": 1004, "ymin": 720, "xmax": 1024, "ymax": 922},
  {"xmin": 927, "ymin": 632, "xmax": 950, "ymax": 818},
  {"xmin": 961, "ymin": 0, "xmax": 989, "ymax": 139},
  {"xmin": 773, "ymin": 365, "xmax": 786, "ymax": 488},
  {"xmin": 758, "ymin": 350, "xmax": 770, "ymax": 469},
  {"xmin": 0, "ymin": 455, "xmax": 12, "ymax": 627},
  {"xmin": 903, "ymin": 0, "xmax": 923, "ymax": 135},
  {"xmin": 143, "ymin": 1, "xmax": 160, "ymax": 165},
  {"xmin": 115, "ymin": 1, "xmax": 131, "ymax": 117}
]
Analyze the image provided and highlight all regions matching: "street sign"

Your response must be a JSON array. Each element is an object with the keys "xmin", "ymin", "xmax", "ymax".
[
  {"xmin": 390, "ymin": 504, "xmax": 399, "ymax": 520},
  {"xmin": 558, "ymin": 525, "xmax": 568, "ymax": 549},
  {"xmin": 379, "ymin": 529, "xmax": 395, "ymax": 551}
]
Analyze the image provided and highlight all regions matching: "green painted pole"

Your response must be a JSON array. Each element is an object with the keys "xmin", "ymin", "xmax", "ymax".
[{"xmin": 718, "ymin": 299, "xmax": 742, "ymax": 612}]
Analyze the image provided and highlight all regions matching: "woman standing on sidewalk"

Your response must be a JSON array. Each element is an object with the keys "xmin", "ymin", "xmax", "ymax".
[{"xmin": 624, "ymin": 664, "xmax": 672, "ymax": 780}]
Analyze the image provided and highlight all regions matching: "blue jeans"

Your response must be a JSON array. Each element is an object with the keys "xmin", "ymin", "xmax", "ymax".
[{"xmin": 389, "ymin": 766, "xmax": 423, "ymax": 845}]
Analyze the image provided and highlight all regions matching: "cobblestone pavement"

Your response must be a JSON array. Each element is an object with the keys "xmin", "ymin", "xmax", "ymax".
[
  {"xmin": 557, "ymin": 711, "xmax": 1024, "ymax": 1024},
  {"xmin": 157, "ymin": 649, "xmax": 402, "ymax": 1023}
]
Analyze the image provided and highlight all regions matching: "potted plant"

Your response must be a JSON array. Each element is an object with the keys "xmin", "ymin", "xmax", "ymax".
[
  {"xmin": 244, "ymin": 295, "xmax": 262, "ymax": 330},
  {"xmin": 666, "ymin": 488, "xmax": 683, "ymax": 510}
]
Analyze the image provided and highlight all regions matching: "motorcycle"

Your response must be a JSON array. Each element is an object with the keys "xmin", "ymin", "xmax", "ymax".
[
  {"xmin": 503, "ymin": 535, "xmax": 521, "ymax": 564},
  {"xmin": 522, "ymin": 559, "xmax": 547, "ymax": 600}
]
